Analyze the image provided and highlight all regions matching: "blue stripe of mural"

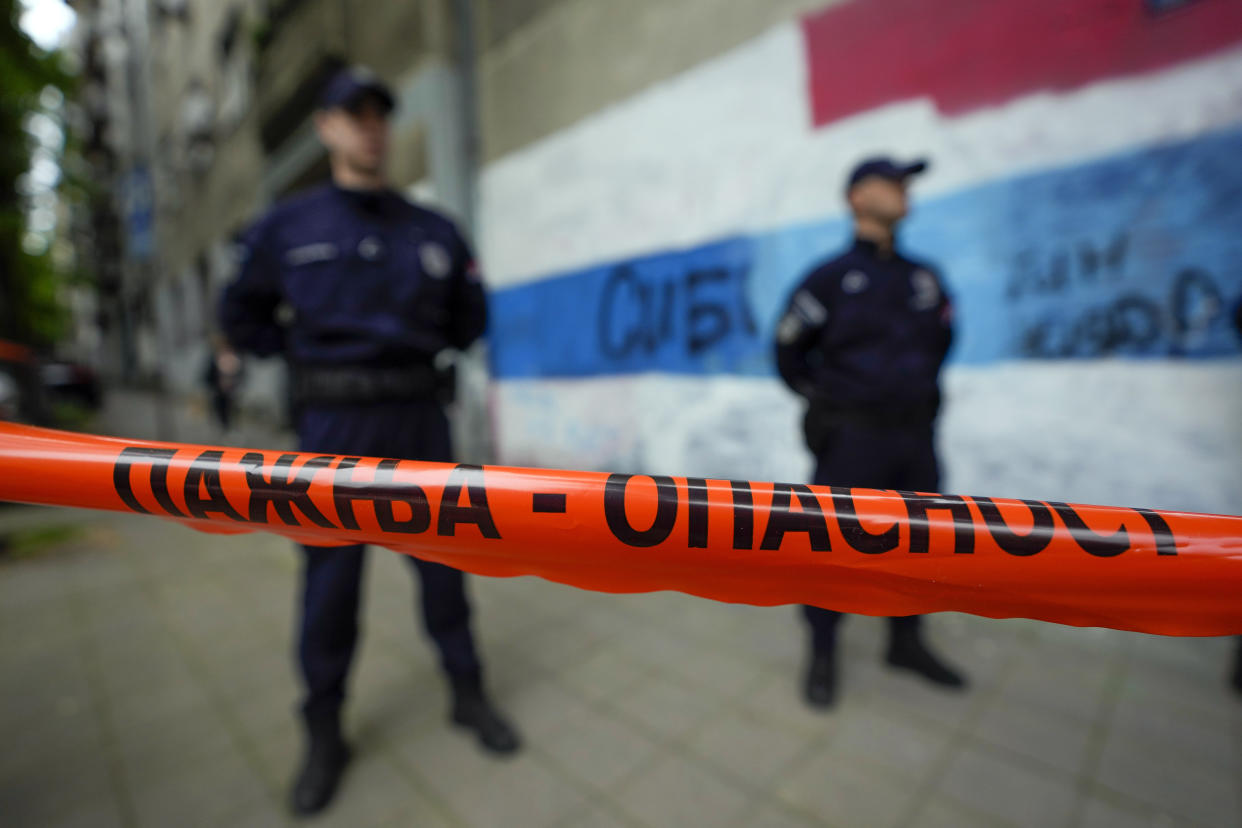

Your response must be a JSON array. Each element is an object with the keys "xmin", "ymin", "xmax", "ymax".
[{"xmin": 489, "ymin": 125, "xmax": 1242, "ymax": 379}]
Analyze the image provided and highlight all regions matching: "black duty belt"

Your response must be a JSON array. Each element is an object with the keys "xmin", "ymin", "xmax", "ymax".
[
  {"xmin": 807, "ymin": 396, "xmax": 940, "ymax": 429},
  {"xmin": 802, "ymin": 395, "xmax": 940, "ymax": 453},
  {"xmin": 291, "ymin": 363, "xmax": 454, "ymax": 406}
]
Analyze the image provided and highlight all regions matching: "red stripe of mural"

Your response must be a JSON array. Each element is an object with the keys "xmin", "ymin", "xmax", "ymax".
[{"xmin": 801, "ymin": 0, "xmax": 1242, "ymax": 128}]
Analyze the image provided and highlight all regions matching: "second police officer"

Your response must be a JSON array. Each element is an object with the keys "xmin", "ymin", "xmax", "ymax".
[
  {"xmin": 220, "ymin": 67, "xmax": 520, "ymax": 817},
  {"xmin": 775, "ymin": 157, "xmax": 970, "ymax": 709}
]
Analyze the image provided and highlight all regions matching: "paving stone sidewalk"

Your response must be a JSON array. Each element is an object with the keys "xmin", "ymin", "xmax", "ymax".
[{"xmin": 2, "ymin": 391, "xmax": 1240, "ymax": 827}]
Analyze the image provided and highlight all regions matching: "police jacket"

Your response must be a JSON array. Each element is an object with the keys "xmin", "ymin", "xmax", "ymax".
[
  {"xmin": 220, "ymin": 183, "xmax": 487, "ymax": 367},
  {"xmin": 774, "ymin": 237, "xmax": 952, "ymax": 411}
]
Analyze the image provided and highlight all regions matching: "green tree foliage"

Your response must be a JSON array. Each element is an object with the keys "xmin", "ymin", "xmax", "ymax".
[{"xmin": 0, "ymin": 0, "xmax": 72, "ymax": 346}]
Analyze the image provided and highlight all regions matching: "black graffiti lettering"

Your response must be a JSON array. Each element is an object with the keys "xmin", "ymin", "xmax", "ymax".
[
  {"xmin": 1170, "ymin": 267, "xmax": 1223, "ymax": 340},
  {"xmin": 1075, "ymin": 306, "xmax": 1114, "ymax": 354},
  {"xmin": 1078, "ymin": 233, "xmax": 1127, "ymax": 281},
  {"xmin": 1048, "ymin": 501, "xmax": 1130, "ymax": 557},
  {"xmin": 830, "ymin": 487, "xmax": 900, "ymax": 554},
  {"xmin": 735, "ymin": 270, "xmax": 759, "ymax": 336},
  {"xmin": 1045, "ymin": 251, "xmax": 1070, "ymax": 294},
  {"xmin": 240, "ymin": 452, "xmax": 336, "ymax": 528},
  {"xmin": 1134, "ymin": 508, "xmax": 1178, "ymax": 556},
  {"xmin": 603, "ymin": 473, "xmax": 678, "ymax": 547},
  {"xmin": 1006, "ymin": 249, "xmax": 1038, "ymax": 300},
  {"xmin": 1019, "ymin": 318, "xmax": 1068, "ymax": 358},
  {"xmin": 760, "ymin": 484, "xmax": 831, "ymax": 551},
  {"xmin": 1104, "ymin": 233, "xmax": 1128, "ymax": 274},
  {"xmin": 1013, "ymin": 249, "xmax": 1230, "ymax": 359},
  {"xmin": 686, "ymin": 478, "xmax": 709, "ymax": 549},
  {"xmin": 1063, "ymin": 296, "xmax": 1161, "ymax": 356},
  {"xmin": 596, "ymin": 260, "xmax": 757, "ymax": 362},
  {"xmin": 1010, "ymin": 233, "xmax": 1129, "ymax": 301},
  {"xmin": 658, "ymin": 279, "xmax": 676, "ymax": 344},
  {"xmin": 971, "ymin": 496, "xmax": 1055, "ymax": 557},
  {"xmin": 183, "ymin": 450, "xmax": 244, "ymax": 521},
  {"xmin": 598, "ymin": 266, "xmax": 645, "ymax": 359},
  {"xmin": 905, "ymin": 493, "xmax": 975, "ymax": 555},
  {"xmin": 1108, "ymin": 295, "xmax": 1162, "ymax": 350},
  {"xmin": 438, "ymin": 464, "xmax": 501, "ymax": 539},
  {"xmin": 113, "ymin": 446, "xmax": 185, "ymax": 517},
  {"xmin": 686, "ymin": 269, "xmax": 730, "ymax": 354},
  {"xmin": 1021, "ymin": 293, "xmax": 1163, "ymax": 358},
  {"xmin": 729, "ymin": 480, "xmax": 755, "ymax": 550}
]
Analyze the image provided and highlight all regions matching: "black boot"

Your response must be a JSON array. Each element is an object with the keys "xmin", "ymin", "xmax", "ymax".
[
  {"xmin": 449, "ymin": 672, "xmax": 521, "ymax": 755},
  {"xmin": 886, "ymin": 627, "xmax": 967, "ymax": 689},
  {"xmin": 803, "ymin": 651, "xmax": 838, "ymax": 710},
  {"xmin": 290, "ymin": 712, "xmax": 351, "ymax": 817}
]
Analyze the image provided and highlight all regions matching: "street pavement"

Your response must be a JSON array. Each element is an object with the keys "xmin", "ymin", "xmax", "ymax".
[{"xmin": 2, "ymin": 391, "xmax": 1241, "ymax": 827}]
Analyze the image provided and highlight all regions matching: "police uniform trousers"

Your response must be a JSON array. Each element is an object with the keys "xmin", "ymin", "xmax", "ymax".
[
  {"xmin": 296, "ymin": 399, "xmax": 480, "ymax": 722},
  {"xmin": 802, "ymin": 419, "xmax": 939, "ymax": 652}
]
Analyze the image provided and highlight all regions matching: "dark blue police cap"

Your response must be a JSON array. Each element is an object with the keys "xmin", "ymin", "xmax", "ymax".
[
  {"xmin": 318, "ymin": 66, "xmax": 396, "ymax": 114},
  {"xmin": 847, "ymin": 156, "xmax": 928, "ymax": 191}
]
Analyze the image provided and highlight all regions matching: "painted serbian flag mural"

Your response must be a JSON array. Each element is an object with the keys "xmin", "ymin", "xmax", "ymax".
[{"xmin": 477, "ymin": 0, "xmax": 1242, "ymax": 514}]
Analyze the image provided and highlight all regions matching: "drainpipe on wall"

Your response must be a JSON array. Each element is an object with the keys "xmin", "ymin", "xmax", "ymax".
[
  {"xmin": 451, "ymin": 0, "xmax": 480, "ymax": 232},
  {"xmin": 449, "ymin": 0, "xmax": 495, "ymax": 465}
]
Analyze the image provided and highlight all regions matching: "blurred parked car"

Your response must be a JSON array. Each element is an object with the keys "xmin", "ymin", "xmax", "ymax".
[
  {"xmin": 40, "ymin": 359, "xmax": 103, "ymax": 409},
  {"xmin": 0, "ymin": 340, "xmax": 38, "ymax": 423},
  {"xmin": 0, "ymin": 340, "xmax": 101, "ymax": 423},
  {"xmin": 0, "ymin": 368, "xmax": 21, "ymax": 421}
]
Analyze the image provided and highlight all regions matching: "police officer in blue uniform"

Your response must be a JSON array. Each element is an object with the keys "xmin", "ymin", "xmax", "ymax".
[
  {"xmin": 220, "ymin": 67, "xmax": 519, "ymax": 816},
  {"xmin": 775, "ymin": 157, "xmax": 968, "ymax": 709}
]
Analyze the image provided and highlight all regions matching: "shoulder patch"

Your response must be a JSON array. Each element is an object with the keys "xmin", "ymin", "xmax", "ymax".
[
  {"xmin": 284, "ymin": 242, "xmax": 339, "ymax": 267},
  {"xmin": 841, "ymin": 270, "xmax": 870, "ymax": 295},
  {"xmin": 776, "ymin": 312, "xmax": 804, "ymax": 344},
  {"xmin": 910, "ymin": 268, "xmax": 941, "ymax": 310},
  {"xmin": 778, "ymin": 288, "xmax": 830, "ymax": 344},
  {"xmin": 419, "ymin": 241, "xmax": 452, "ymax": 279},
  {"xmin": 792, "ymin": 289, "xmax": 828, "ymax": 324},
  {"xmin": 357, "ymin": 236, "xmax": 384, "ymax": 261}
]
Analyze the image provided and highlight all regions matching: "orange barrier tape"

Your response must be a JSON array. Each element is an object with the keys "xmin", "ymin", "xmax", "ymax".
[{"xmin": 1, "ymin": 422, "xmax": 1240, "ymax": 636}]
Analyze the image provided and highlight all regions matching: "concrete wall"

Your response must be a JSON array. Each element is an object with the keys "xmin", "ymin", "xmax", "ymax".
[
  {"xmin": 475, "ymin": 0, "xmax": 1242, "ymax": 515},
  {"xmin": 475, "ymin": 0, "xmax": 833, "ymax": 161}
]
